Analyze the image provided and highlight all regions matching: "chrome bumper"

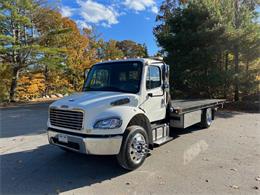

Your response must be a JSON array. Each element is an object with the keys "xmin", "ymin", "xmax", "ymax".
[{"xmin": 47, "ymin": 130, "xmax": 123, "ymax": 155}]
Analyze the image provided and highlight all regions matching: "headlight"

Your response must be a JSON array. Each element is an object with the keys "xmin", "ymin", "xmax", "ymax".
[{"xmin": 94, "ymin": 118, "xmax": 122, "ymax": 129}]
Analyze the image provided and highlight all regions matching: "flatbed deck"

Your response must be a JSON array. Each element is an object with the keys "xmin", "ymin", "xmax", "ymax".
[{"xmin": 170, "ymin": 99, "xmax": 225, "ymax": 114}]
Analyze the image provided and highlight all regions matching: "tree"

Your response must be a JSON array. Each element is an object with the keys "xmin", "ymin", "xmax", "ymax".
[
  {"xmin": 154, "ymin": 1, "xmax": 226, "ymax": 98},
  {"xmin": 0, "ymin": 0, "xmax": 36, "ymax": 101},
  {"xmin": 16, "ymin": 71, "xmax": 45, "ymax": 100},
  {"xmin": 61, "ymin": 17, "xmax": 91, "ymax": 91},
  {"xmin": 33, "ymin": 7, "xmax": 68, "ymax": 96},
  {"xmin": 102, "ymin": 39, "xmax": 124, "ymax": 60},
  {"xmin": 116, "ymin": 40, "xmax": 148, "ymax": 58},
  {"xmin": 154, "ymin": 0, "xmax": 260, "ymax": 100},
  {"xmin": 0, "ymin": 0, "xmax": 63, "ymax": 101},
  {"xmin": 231, "ymin": 0, "xmax": 259, "ymax": 100},
  {"xmin": 0, "ymin": 62, "xmax": 11, "ymax": 101},
  {"xmin": 142, "ymin": 43, "xmax": 149, "ymax": 57}
]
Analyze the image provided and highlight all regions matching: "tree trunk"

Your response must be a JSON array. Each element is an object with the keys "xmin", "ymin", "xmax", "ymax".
[
  {"xmin": 233, "ymin": 0, "xmax": 240, "ymax": 102},
  {"xmin": 224, "ymin": 52, "xmax": 228, "ymax": 99},
  {"xmin": 245, "ymin": 59, "xmax": 249, "ymax": 95},
  {"xmin": 9, "ymin": 67, "xmax": 19, "ymax": 102},
  {"xmin": 234, "ymin": 45, "xmax": 239, "ymax": 101},
  {"xmin": 44, "ymin": 65, "xmax": 49, "ymax": 96}
]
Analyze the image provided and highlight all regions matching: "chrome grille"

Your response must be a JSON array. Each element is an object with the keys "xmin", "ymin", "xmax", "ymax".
[{"xmin": 50, "ymin": 108, "xmax": 84, "ymax": 130}]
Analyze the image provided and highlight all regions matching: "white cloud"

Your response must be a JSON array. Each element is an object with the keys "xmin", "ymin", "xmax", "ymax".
[
  {"xmin": 77, "ymin": 0, "xmax": 119, "ymax": 27},
  {"xmin": 60, "ymin": 6, "xmax": 74, "ymax": 17},
  {"xmin": 60, "ymin": 0, "xmax": 158, "ymax": 29},
  {"xmin": 76, "ymin": 20, "xmax": 92, "ymax": 30},
  {"xmin": 151, "ymin": 6, "xmax": 158, "ymax": 14},
  {"xmin": 123, "ymin": 0, "xmax": 158, "ymax": 13}
]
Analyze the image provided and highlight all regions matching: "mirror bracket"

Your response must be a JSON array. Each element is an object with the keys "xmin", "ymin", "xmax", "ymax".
[
  {"xmin": 84, "ymin": 68, "xmax": 90, "ymax": 80},
  {"xmin": 148, "ymin": 93, "xmax": 153, "ymax": 97}
]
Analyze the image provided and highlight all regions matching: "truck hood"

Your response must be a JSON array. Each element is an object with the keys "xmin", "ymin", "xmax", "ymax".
[{"xmin": 50, "ymin": 91, "xmax": 139, "ymax": 109}]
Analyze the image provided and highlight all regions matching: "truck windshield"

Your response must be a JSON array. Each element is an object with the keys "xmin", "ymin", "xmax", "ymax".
[{"xmin": 83, "ymin": 61, "xmax": 143, "ymax": 93}]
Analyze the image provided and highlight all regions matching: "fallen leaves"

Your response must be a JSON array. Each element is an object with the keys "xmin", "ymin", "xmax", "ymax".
[
  {"xmin": 230, "ymin": 168, "xmax": 238, "ymax": 172},
  {"xmin": 159, "ymin": 181, "xmax": 166, "ymax": 185},
  {"xmin": 230, "ymin": 185, "xmax": 239, "ymax": 189}
]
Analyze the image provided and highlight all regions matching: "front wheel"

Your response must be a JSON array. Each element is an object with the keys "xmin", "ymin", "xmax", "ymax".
[{"xmin": 117, "ymin": 125, "xmax": 149, "ymax": 170}]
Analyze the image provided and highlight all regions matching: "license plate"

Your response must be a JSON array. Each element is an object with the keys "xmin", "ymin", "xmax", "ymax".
[{"xmin": 58, "ymin": 134, "xmax": 68, "ymax": 143}]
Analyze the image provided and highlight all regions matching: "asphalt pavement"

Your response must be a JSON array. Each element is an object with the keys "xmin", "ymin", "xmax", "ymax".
[{"xmin": 0, "ymin": 103, "xmax": 259, "ymax": 195}]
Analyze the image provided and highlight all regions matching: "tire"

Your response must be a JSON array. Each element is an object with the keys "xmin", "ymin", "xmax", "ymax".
[
  {"xmin": 200, "ymin": 108, "xmax": 213, "ymax": 128},
  {"xmin": 117, "ymin": 125, "xmax": 149, "ymax": 170}
]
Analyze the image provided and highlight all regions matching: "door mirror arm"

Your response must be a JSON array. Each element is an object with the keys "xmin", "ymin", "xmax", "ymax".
[
  {"xmin": 148, "ymin": 93, "xmax": 153, "ymax": 97},
  {"xmin": 84, "ymin": 68, "xmax": 90, "ymax": 80},
  {"xmin": 162, "ymin": 83, "xmax": 169, "ymax": 90}
]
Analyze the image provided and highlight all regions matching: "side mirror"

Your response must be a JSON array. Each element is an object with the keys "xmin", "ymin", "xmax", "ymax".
[{"xmin": 84, "ymin": 68, "xmax": 90, "ymax": 80}]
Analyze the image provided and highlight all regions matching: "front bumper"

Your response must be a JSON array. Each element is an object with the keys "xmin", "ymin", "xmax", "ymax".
[{"xmin": 47, "ymin": 129, "xmax": 123, "ymax": 155}]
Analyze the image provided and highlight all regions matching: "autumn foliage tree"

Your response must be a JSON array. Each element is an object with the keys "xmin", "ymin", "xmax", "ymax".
[
  {"xmin": 116, "ymin": 40, "xmax": 148, "ymax": 58},
  {"xmin": 0, "ymin": 0, "xmax": 44, "ymax": 102},
  {"xmin": 0, "ymin": 1, "xmax": 150, "ymax": 102}
]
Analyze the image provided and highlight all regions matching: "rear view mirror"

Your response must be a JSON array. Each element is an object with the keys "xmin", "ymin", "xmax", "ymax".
[{"xmin": 84, "ymin": 68, "xmax": 90, "ymax": 80}]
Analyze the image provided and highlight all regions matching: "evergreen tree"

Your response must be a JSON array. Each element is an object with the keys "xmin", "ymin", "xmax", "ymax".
[
  {"xmin": 154, "ymin": 1, "xmax": 226, "ymax": 98},
  {"xmin": 154, "ymin": 0, "xmax": 259, "ymax": 100}
]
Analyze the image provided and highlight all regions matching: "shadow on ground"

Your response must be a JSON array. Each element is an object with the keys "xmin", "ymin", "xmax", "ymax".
[
  {"xmin": 223, "ymin": 100, "xmax": 260, "ymax": 113},
  {"xmin": 169, "ymin": 111, "xmax": 247, "ymax": 138},
  {"xmin": 1, "ymin": 144, "xmax": 127, "ymax": 194},
  {"xmin": 170, "ymin": 125, "xmax": 205, "ymax": 139},
  {"xmin": 215, "ymin": 110, "xmax": 245, "ymax": 119}
]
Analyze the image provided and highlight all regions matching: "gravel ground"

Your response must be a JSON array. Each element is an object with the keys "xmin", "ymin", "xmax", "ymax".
[{"xmin": 0, "ymin": 103, "xmax": 260, "ymax": 195}]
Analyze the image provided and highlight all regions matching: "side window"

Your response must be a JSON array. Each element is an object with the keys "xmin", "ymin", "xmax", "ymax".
[{"xmin": 146, "ymin": 66, "xmax": 161, "ymax": 90}]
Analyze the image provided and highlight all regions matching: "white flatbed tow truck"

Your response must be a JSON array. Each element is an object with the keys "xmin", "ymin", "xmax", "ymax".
[{"xmin": 47, "ymin": 58, "xmax": 225, "ymax": 170}]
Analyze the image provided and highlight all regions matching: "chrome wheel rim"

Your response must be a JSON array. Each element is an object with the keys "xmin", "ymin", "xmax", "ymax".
[
  {"xmin": 129, "ymin": 133, "xmax": 147, "ymax": 164},
  {"xmin": 206, "ymin": 109, "xmax": 212, "ymax": 125}
]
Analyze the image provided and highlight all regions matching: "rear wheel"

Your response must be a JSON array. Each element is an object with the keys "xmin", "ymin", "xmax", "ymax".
[
  {"xmin": 200, "ymin": 108, "xmax": 213, "ymax": 128},
  {"xmin": 117, "ymin": 125, "xmax": 149, "ymax": 170}
]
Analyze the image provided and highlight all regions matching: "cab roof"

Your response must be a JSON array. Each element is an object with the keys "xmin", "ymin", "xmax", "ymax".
[{"xmin": 94, "ymin": 57, "xmax": 164, "ymax": 66}]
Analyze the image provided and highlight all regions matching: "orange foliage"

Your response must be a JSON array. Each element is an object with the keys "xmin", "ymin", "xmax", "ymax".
[{"xmin": 17, "ymin": 73, "xmax": 45, "ymax": 100}]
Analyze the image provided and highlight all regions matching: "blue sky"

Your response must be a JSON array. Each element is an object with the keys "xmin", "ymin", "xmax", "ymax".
[{"xmin": 58, "ymin": 0, "xmax": 164, "ymax": 56}]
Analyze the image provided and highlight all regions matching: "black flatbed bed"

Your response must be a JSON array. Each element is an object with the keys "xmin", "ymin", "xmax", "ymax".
[{"xmin": 170, "ymin": 99, "xmax": 225, "ymax": 114}]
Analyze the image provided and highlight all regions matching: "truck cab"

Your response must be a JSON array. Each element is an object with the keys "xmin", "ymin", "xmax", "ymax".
[{"xmin": 47, "ymin": 58, "xmax": 224, "ymax": 170}]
